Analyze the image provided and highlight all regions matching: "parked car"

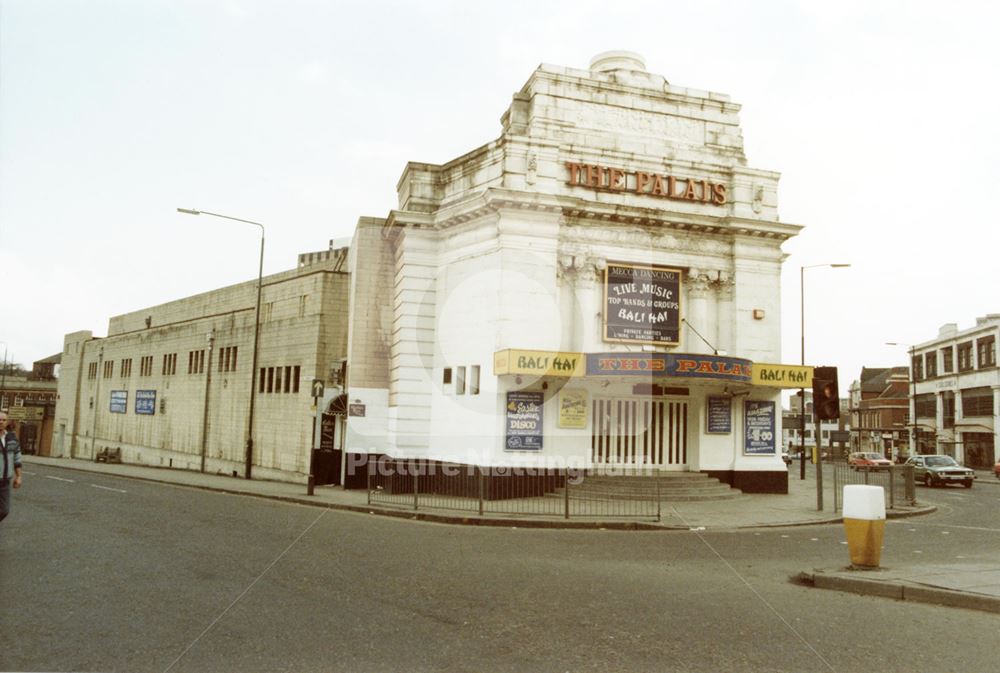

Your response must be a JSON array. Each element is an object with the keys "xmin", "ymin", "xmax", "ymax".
[
  {"xmin": 994, "ymin": 458, "xmax": 1000, "ymax": 480},
  {"xmin": 848, "ymin": 452, "xmax": 893, "ymax": 470},
  {"xmin": 905, "ymin": 454, "xmax": 975, "ymax": 488}
]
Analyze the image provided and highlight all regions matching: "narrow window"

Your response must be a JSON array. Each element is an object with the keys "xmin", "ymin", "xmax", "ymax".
[
  {"xmin": 284, "ymin": 366, "xmax": 292, "ymax": 393},
  {"xmin": 293, "ymin": 365, "xmax": 300, "ymax": 393},
  {"xmin": 231, "ymin": 347, "xmax": 238, "ymax": 372},
  {"xmin": 259, "ymin": 368, "xmax": 266, "ymax": 393},
  {"xmin": 267, "ymin": 367, "xmax": 274, "ymax": 393},
  {"xmin": 443, "ymin": 368, "xmax": 452, "ymax": 385},
  {"xmin": 456, "ymin": 366, "xmax": 466, "ymax": 395},
  {"xmin": 275, "ymin": 366, "xmax": 283, "ymax": 393},
  {"xmin": 469, "ymin": 365, "xmax": 480, "ymax": 395}
]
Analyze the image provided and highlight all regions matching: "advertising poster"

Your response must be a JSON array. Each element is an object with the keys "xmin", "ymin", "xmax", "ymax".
[
  {"xmin": 135, "ymin": 390, "xmax": 156, "ymax": 415},
  {"xmin": 558, "ymin": 389, "xmax": 588, "ymax": 428},
  {"xmin": 744, "ymin": 400, "xmax": 776, "ymax": 455},
  {"xmin": 505, "ymin": 391, "xmax": 544, "ymax": 451},
  {"xmin": 603, "ymin": 263, "xmax": 682, "ymax": 345},
  {"xmin": 706, "ymin": 396, "xmax": 732, "ymax": 434},
  {"xmin": 109, "ymin": 390, "xmax": 128, "ymax": 414},
  {"xmin": 111, "ymin": 390, "xmax": 128, "ymax": 414}
]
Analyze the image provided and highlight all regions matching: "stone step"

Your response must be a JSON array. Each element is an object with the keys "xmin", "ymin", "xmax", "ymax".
[
  {"xmin": 582, "ymin": 473, "xmax": 717, "ymax": 483},
  {"xmin": 569, "ymin": 481, "xmax": 731, "ymax": 493},
  {"xmin": 570, "ymin": 489, "xmax": 739, "ymax": 501},
  {"xmin": 547, "ymin": 489, "xmax": 744, "ymax": 503}
]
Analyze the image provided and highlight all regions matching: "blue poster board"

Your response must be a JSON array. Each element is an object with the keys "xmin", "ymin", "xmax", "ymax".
[
  {"xmin": 744, "ymin": 400, "xmax": 776, "ymax": 455},
  {"xmin": 110, "ymin": 390, "xmax": 128, "ymax": 414},
  {"xmin": 505, "ymin": 391, "xmax": 544, "ymax": 451},
  {"xmin": 706, "ymin": 396, "xmax": 732, "ymax": 434},
  {"xmin": 135, "ymin": 390, "xmax": 156, "ymax": 415}
]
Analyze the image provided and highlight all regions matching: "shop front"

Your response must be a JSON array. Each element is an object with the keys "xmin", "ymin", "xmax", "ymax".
[{"xmin": 492, "ymin": 349, "xmax": 792, "ymax": 492}]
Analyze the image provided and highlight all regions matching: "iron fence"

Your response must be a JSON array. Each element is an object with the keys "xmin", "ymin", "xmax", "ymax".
[
  {"xmin": 367, "ymin": 459, "xmax": 661, "ymax": 520},
  {"xmin": 831, "ymin": 463, "xmax": 915, "ymax": 512}
]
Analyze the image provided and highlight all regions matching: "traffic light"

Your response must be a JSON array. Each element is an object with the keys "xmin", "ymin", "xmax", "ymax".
[{"xmin": 812, "ymin": 366, "xmax": 840, "ymax": 421}]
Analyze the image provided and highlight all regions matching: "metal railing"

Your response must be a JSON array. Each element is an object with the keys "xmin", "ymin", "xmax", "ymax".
[
  {"xmin": 832, "ymin": 463, "xmax": 916, "ymax": 511},
  {"xmin": 367, "ymin": 460, "xmax": 661, "ymax": 520}
]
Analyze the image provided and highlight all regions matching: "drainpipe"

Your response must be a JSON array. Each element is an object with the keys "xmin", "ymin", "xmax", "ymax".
[
  {"xmin": 91, "ymin": 346, "xmax": 104, "ymax": 457},
  {"xmin": 200, "ymin": 331, "xmax": 215, "ymax": 473}
]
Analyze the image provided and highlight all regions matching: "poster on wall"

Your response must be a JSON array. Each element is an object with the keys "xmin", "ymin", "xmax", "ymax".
[
  {"xmin": 558, "ymin": 389, "xmax": 588, "ymax": 428},
  {"xmin": 505, "ymin": 391, "xmax": 544, "ymax": 451},
  {"xmin": 109, "ymin": 390, "xmax": 128, "ymax": 414},
  {"xmin": 603, "ymin": 263, "xmax": 682, "ymax": 346},
  {"xmin": 135, "ymin": 390, "xmax": 156, "ymax": 415},
  {"xmin": 744, "ymin": 400, "xmax": 776, "ymax": 455},
  {"xmin": 706, "ymin": 396, "xmax": 732, "ymax": 434}
]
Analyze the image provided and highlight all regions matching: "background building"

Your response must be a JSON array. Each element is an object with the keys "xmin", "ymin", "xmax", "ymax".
[
  {"xmin": 782, "ymin": 391, "xmax": 850, "ymax": 458},
  {"xmin": 849, "ymin": 366, "xmax": 909, "ymax": 458},
  {"xmin": 909, "ymin": 317, "xmax": 999, "ymax": 467},
  {"xmin": 1, "ymin": 354, "xmax": 60, "ymax": 455}
]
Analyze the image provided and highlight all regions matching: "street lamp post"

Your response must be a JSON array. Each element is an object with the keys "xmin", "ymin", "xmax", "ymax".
[
  {"xmin": 800, "ymin": 263, "xmax": 850, "ymax": 511},
  {"xmin": 178, "ymin": 208, "xmax": 264, "ymax": 480}
]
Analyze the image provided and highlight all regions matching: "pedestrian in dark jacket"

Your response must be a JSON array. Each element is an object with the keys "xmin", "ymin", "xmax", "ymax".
[{"xmin": 1, "ymin": 412, "xmax": 24, "ymax": 523}]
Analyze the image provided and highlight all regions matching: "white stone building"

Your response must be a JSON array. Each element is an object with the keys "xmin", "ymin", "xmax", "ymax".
[
  {"xmin": 344, "ymin": 52, "xmax": 802, "ymax": 493},
  {"xmin": 53, "ymin": 52, "xmax": 805, "ymax": 492},
  {"xmin": 910, "ymin": 317, "xmax": 1000, "ymax": 468}
]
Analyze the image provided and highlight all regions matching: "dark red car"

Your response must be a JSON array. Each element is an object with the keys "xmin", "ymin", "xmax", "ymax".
[{"xmin": 848, "ymin": 452, "xmax": 893, "ymax": 470}]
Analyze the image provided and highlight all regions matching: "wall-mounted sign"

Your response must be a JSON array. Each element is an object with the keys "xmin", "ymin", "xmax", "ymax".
[
  {"xmin": 493, "ymin": 349, "xmax": 585, "ymax": 377},
  {"xmin": 320, "ymin": 414, "xmax": 337, "ymax": 451},
  {"xmin": 603, "ymin": 263, "xmax": 682, "ymax": 346},
  {"xmin": 135, "ymin": 390, "xmax": 156, "ymax": 415},
  {"xmin": 751, "ymin": 363, "xmax": 814, "ymax": 388},
  {"xmin": 110, "ymin": 390, "xmax": 128, "ymax": 414},
  {"xmin": 348, "ymin": 403, "xmax": 366, "ymax": 418},
  {"xmin": 706, "ymin": 396, "xmax": 732, "ymax": 434},
  {"xmin": 505, "ymin": 391, "xmax": 543, "ymax": 451},
  {"xmin": 558, "ymin": 389, "xmax": 588, "ymax": 429},
  {"xmin": 586, "ymin": 353, "xmax": 752, "ymax": 382},
  {"xmin": 6, "ymin": 406, "xmax": 44, "ymax": 421},
  {"xmin": 565, "ymin": 161, "xmax": 727, "ymax": 205},
  {"xmin": 744, "ymin": 400, "xmax": 776, "ymax": 455}
]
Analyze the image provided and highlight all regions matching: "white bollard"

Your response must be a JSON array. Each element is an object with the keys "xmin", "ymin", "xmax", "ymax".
[{"xmin": 843, "ymin": 485, "xmax": 886, "ymax": 568}]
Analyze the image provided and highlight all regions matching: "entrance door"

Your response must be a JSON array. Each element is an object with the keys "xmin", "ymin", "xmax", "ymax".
[
  {"xmin": 591, "ymin": 397, "xmax": 688, "ymax": 469},
  {"xmin": 313, "ymin": 395, "xmax": 347, "ymax": 486}
]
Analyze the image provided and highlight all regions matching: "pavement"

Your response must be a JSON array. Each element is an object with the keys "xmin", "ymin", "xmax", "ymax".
[{"xmin": 20, "ymin": 454, "xmax": 1000, "ymax": 614}]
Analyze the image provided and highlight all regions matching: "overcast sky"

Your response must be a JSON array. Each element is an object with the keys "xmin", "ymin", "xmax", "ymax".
[{"xmin": 2, "ymin": 0, "xmax": 998, "ymax": 390}]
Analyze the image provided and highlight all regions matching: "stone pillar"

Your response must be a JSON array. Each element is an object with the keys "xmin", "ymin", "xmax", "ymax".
[
  {"xmin": 935, "ymin": 391, "xmax": 947, "ymax": 457},
  {"xmin": 953, "ymin": 390, "xmax": 964, "ymax": 463},
  {"xmin": 993, "ymin": 386, "xmax": 1000, "ymax": 463},
  {"xmin": 686, "ymin": 270, "xmax": 712, "ymax": 354},
  {"xmin": 558, "ymin": 254, "xmax": 601, "ymax": 352},
  {"xmin": 714, "ymin": 272, "xmax": 735, "ymax": 355}
]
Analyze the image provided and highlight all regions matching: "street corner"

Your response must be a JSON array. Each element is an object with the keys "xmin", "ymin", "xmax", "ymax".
[{"xmin": 795, "ymin": 567, "xmax": 1000, "ymax": 615}]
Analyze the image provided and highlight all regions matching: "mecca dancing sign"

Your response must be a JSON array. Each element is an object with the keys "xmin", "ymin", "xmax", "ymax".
[{"xmin": 603, "ymin": 263, "xmax": 682, "ymax": 346}]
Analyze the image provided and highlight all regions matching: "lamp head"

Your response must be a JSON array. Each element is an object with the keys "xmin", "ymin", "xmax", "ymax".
[{"xmin": 177, "ymin": 207, "xmax": 201, "ymax": 216}]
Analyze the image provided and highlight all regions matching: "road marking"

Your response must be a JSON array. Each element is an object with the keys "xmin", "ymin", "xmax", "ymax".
[
  {"xmin": 909, "ymin": 522, "xmax": 1000, "ymax": 534},
  {"xmin": 91, "ymin": 484, "xmax": 127, "ymax": 494},
  {"xmin": 45, "ymin": 475, "xmax": 75, "ymax": 483}
]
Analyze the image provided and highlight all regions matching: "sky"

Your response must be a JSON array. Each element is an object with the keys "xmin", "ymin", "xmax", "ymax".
[{"xmin": 2, "ymin": 0, "xmax": 999, "ymax": 391}]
